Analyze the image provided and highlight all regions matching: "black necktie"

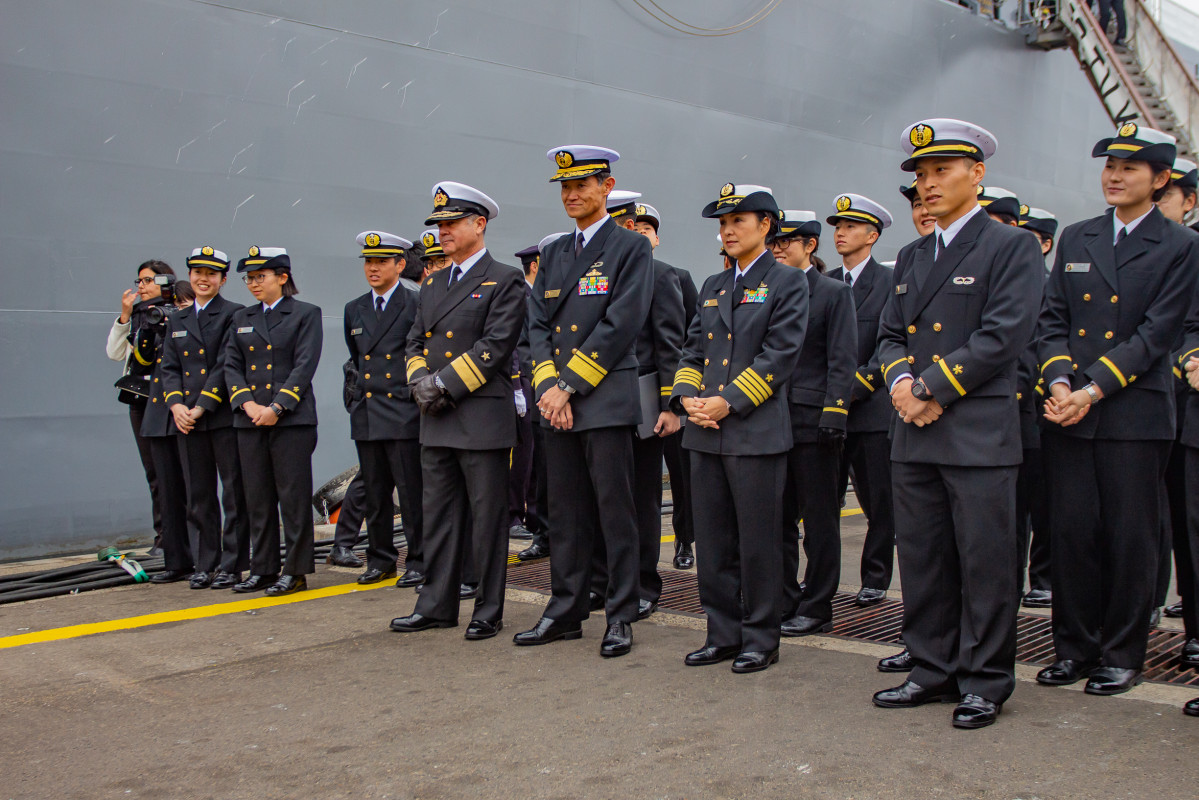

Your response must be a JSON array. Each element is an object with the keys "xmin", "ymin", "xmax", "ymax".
[
  {"xmin": 936, "ymin": 234, "xmax": 946, "ymax": 261},
  {"xmin": 448, "ymin": 265, "xmax": 461, "ymax": 285},
  {"xmin": 375, "ymin": 295, "xmax": 385, "ymax": 317},
  {"xmin": 1116, "ymin": 227, "xmax": 1128, "ymax": 246},
  {"xmin": 575, "ymin": 232, "xmax": 585, "ymax": 257},
  {"xmin": 844, "ymin": 271, "xmax": 853, "ymax": 287}
]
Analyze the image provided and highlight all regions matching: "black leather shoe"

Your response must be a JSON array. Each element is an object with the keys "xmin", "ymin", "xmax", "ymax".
[
  {"xmin": 517, "ymin": 538, "xmax": 550, "ymax": 561},
  {"xmin": 231, "ymin": 573, "xmax": 278, "ymax": 593},
  {"xmin": 1021, "ymin": 588, "xmax": 1052, "ymax": 608},
  {"xmin": 731, "ymin": 649, "xmax": 779, "ymax": 673},
  {"xmin": 395, "ymin": 569, "xmax": 425, "ymax": 588},
  {"xmin": 1036, "ymin": 659, "xmax": 1100, "ymax": 686},
  {"xmin": 684, "ymin": 644, "xmax": 741, "ymax": 666},
  {"xmin": 357, "ymin": 567, "xmax": 397, "ymax": 585},
  {"xmin": 509, "ymin": 524, "xmax": 534, "ymax": 540},
  {"xmin": 672, "ymin": 541, "xmax": 694, "ymax": 570},
  {"xmin": 1180, "ymin": 638, "xmax": 1199, "ymax": 669},
  {"xmin": 513, "ymin": 617, "xmax": 582, "ymax": 646},
  {"xmin": 780, "ymin": 615, "xmax": 833, "ymax": 637},
  {"xmin": 464, "ymin": 619, "xmax": 503, "ymax": 640},
  {"xmin": 589, "ymin": 591, "xmax": 605, "ymax": 612},
  {"xmin": 855, "ymin": 587, "xmax": 887, "ymax": 607},
  {"xmin": 326, "ymin": 546, "xmax": 363, "ymax": 568},
  {"xmin": 1165, "ymin": 601, "xmax": 1185, "ymax": 618},
  {"xmin": 189, "ymin": 571, "xmax": 212, "ymax": 589},
  {"xmin": 1150, "ymin": 607, "xmax": 1163, "ymax": 628},
  {"xmin": 389, "ymin": 613, "xmax": 457, "ymax": 633},
  {"xmin": 600, "ymin": 622, "xmax": 633, "ymax": 657},
  {"xmin": 209, "ymin": 571, "xmax": 241, "ymax": 590},
  {"xmin": 637, "ymin": 600, "xmax": 657, "ymax": 620},
  {"xmin": 872, "ymin": 680, "xmax": 960, "ymax": 708},
  {"xmin": 264, "ymin": 575, "xmax": 306, "ymax": 596},
  {"xmin": 1185, "ymin": 697, "xmax": 1199, "ymax": 717},
  {"xmin": 150, "ymin": 569, "xmax": 192, "ymax": 584},
  {"xmin": 877, "ymin": 648, "xmax": 914, "ymax": 673},
  {"xmin": 1085, "ymin": 666, "xmax": 1143, "ymax": 696},
  {"xmin": 952, "ymin": 694, "xmax": 1002, "ymax": 729},
  {"xmin": 460, "ymin": 583, "xmax": 478, "ymax": 600}
]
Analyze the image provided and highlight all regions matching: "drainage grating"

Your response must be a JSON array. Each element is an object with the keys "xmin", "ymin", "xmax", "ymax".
[{"xmin": 400, "ymin": 548, "xmax": 1199, "ymax": 687}]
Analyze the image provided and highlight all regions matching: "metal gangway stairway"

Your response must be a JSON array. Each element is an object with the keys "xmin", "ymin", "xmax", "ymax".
[{"xmin": 1019, "ymin": 0, "xmax": 1199, "ymax": 157}]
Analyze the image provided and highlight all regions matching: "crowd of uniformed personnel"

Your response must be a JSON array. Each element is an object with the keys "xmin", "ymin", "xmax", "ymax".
[{"xmin": 107, "ymin": 118, "xmax": 1199, "ymax": 730}]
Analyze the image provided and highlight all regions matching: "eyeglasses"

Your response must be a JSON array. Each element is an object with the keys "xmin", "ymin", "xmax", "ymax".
[
  {"xmin": 134, "ymin": 277, "xmax": 156, "ymax": 286},
  {"xmin": 242, "ymin": 274, "xmax": 272, "ymax": 285}
]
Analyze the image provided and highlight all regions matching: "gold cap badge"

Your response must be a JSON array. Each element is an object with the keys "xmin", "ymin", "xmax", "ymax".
[
  {"xmin": 201, "ymin": 246, "xmax": 214, "ymax": 257},
  {"xmin": 365, "ymin": 233, "xmax": 381, "ymax": 247},
  {"xmin": 433, "ymin": 188, "xmax": 449, "ymax": 208},
  {"xmin": 422, "ymin": 232, "xmax": 435, "ymax": 248},
  {"xmin": 720, "ymin": 183, "xmax": 734, "ymax": 198},
  {"xmin": 1118, "ymin": 121, "xmax": 1138, "ymax": 138},
  {"xmin": 555, "ymin": 151, "xmax": 573, "ymax": 168},
  {"xmin": 636, "ymin": 205, "xmax": 646, "ymax": 216},
  {"xmin": 1020, "ymin": 204, "xmax": 1029, "ymax": 216},
  {"xmin": 836, "ymin": 195, "xmax": 852, "ymax": 213},
  {"xmin": 248, "ymin": 246, "xmax": 259, "ymax": 257},
  {"xmin": 910, "ymin": 123, "xmax": 935, "ymax": 148}
]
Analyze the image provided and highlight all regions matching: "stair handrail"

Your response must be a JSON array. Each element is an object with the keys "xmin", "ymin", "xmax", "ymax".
[
  {"xmin": 1128, "ymin": 0, "xmax": 1199, "ymax": 152},
  {"xmin": 1058, "ymin": 0, "xmax": 1159, "ymax": 126}
]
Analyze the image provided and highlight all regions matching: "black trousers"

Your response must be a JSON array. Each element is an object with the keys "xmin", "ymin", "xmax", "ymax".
[
  {"xmin": 508, "ymin": 379, "xmax": 537, "ymax": 529},
  {"xmin": 691, "ymin": 450, "xmax": 786, "ymax": 654},
  {"xmin": 355, "ymin": 438, "xmax": 423, "ymax": 573},
  {"xmin": 662, "ymin": 429, "xmax": 693, "ymax": 547},
  {"xmin": 893, "ymin": 461, "xmax": 1019, "ymax": 704},
  {"xmin": 782, "ymin": 440, "xmax": 842, "ymax": 622},
  {"xmin": 332, "ymin": 472, "xmax": 367, "ymax": 549},
  {"xmin": 237, "ymin": 426, "xmax": 317, "ymax": 577},
  {"xmin": 413, "ymin": 446, "xmax": 508, "ymax": 623},
  {"xmin": 1169, "ymin": 442, "xmax": 1197, "ymax": 636},
  {"xmin": 1016, "ymin": 446, "xmax": 1051, "ymax": 593},
  {"xmin": 591, "ymin": 431, "xmax": 665, "ymax": 604},
  {"xmin": 527, "ymin": 423, "xmax": 550, "ymax": 535},
  {"xmin": 1098, "ymin": 0, "xmax": 1127, "ymax": 41},
  {"xmin": 1043, "ymin": 432, "xmax": 1168, "ymax": 669},
  {"xmin": 845, "ymin": 431, "xmax": 895, "ymax": 590},
  {"xmin": 149, "ymin": 435, "xmax": 194, "ymax": 572},
  {"xmin": 128, "ymin": 404, "xmax": 163, "ymax": 540},
  {"xmin": 179, "ymin": 426, "xmax": 248, "ymax": 574},
  {"xmin": 543, "ymin": 426, "xmax": 640, "ymax": 625},
  {"xmin": 1182, "ymin": 448, "xmax": 1199, "ymax": 638},
  {"xmin": 1155, "ymin": 452, "xmax": 1176, "ymax": 610}
]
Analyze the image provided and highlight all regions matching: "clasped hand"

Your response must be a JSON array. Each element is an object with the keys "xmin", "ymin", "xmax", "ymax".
[
  {"xmin": 890, "ymin": 378, "xmax": 943, "ymax": 427},
  {"xmin": 681, "ymin": 396, "xmax": 730, "ymax": 429}
]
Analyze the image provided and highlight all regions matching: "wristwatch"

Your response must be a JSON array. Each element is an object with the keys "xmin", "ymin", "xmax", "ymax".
[
  {"xmin": 1083, "ymin": 383, "xmax": 1101, "ymax": 405},
  {"xmin": 556, "ymin": 379, "xmax": 576, "ymax": 395},
  {"xmin": 910, "ymin": 378, "xmax": 934, "ymax": 402},
  {"xmin": 270, "ymin": 402, "xmax": 284, "ymax": 416}
]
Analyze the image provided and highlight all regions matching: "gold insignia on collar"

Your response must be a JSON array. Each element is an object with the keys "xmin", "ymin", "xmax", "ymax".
[
  {"xmin": 365, "ymin": 233, "xmax": 381, "ymax": 247},
  {"xmin": 636, "ymin": 205, "xmax": 646, "ymax": 216},
  {"xmin": 556, "ymin": 151, "xmax": 573, "ymax": 168},
  {"xmin": 720, "ymin": 183, "xmax": 734, "ymax": 198},
  {"xmin": 422, "ymin": 232, "xmax": 435, "ymax": 248},
  {"xmin": 201, "ymin": 246, "xmax": 214, "ymax": 257},
  {"xmin": 910, "ymin": 123, "xmax": 934, "ymax": 148},
  {"xmin": 836, "ymin": 195, "xmax": 852, "ymax": 213},
  {"xmin": 248, "ymin": 246, "xmax": 259, "ymax": 257},
  {"xmin": 433, "ymin": 188, "xmax": 449, "ymax": 208},
  {"xmin": 1119, "ymin": 121, "xmax": 1138, "ymax": 138}
]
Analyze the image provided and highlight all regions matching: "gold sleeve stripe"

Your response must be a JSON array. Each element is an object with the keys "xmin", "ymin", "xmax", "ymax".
[
  {"xmin": 673, "ymin": 371, "xmax": 702, "ymax": 389},
  {"xmin": 406, "ymin": 356, "xmax": 428, "ymax": 379},
  {"xmin": 822, "ymin": 406, "xmax": 849, "ymax": 415},
  {"xmin": 937, "ymin": 358, "xmax": 967, "ymax": 397},
  {"xmin": 1098, "ymin": 356, "xmax": 1128, "ymax": 388},
  {"xmin": 533, "ymin": 361, "xmax": 558, "ymax": 385},
  {"xmin": 450, "ymin": 355, "xmax": 484, "ymax": 392},
  {"xmin": 1035, "ymin": 384, "xmax": 1045, "ymax": 396},
  {"xmin": 164, "ymin": 390, "xmax": 183, "ymax": 400},
  {"xmin": 1175, "ymin": 366, "xmax": 1184, "ymax": 379},
  {"xmin": 566, "ymin": 354, "xmax": 605, "ymax": 387},
  {"xmin": 732, "ymin": 375, "xmax": 767, "ymax": 406},
  {"xmin": 674, "ymin": 367, "xmax": 703, "ymax": 381},
  {"xmin": 855, "ymin": 372, "xmax": 875, "ymax": 392},
  {"xmin": 133, "ymin": 348, "xmax": 152, "ymax": 367},
  {"xmin": 201, "ymin": 390, "xmax": 222, "ymax": 403},
  {"xmin": 575, "ymin": 351, "xmax": 608, "ymax": 378},
  {"xmin": 741, "ymin": 368, "xmax": 773, "ymax": 399},
  {"xmin": 280, "ymin": 388, "xmax": 302, "ymax": 402},
  {"xmin": 1179, "ymin": 347, "xmax": 1199, "ymax": 365},
  {"xmin": 230, "ymin": 388, "xmax": 250, "ymax": 400},
  {"xmin": 1040, "ymin": 355, "xmax": 1071, "ymax": 374},
  {"xmin": 883, "ymin": 358, "xmax": 909, "ymax": 381},
  {"xmin": 660, "ymin": 386, "xmax": 672, "ymax": 396}
]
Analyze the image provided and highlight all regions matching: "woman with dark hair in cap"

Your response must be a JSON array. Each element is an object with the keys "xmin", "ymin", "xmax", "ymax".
[
  {"xmin": 670, "ymin": 183, "xmax": 808, "ymax": 673},
  {"xmin": 225, "ymin": 247, "xmax": 323, "ymax": 596},
  {"xmin": 900, "ymin": 181, "xmax": 937, "ymax": 238}
]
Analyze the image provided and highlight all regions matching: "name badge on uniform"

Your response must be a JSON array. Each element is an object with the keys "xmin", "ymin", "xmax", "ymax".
[
  {"xmin": 578, "ymin": 275, "xmax": 610, "ymax": 296},
  {"xmin": 741, "ymin": 287, "xmax": 769, "ymax": 304},
  {"xmin": 350, "ymin": 327, "xmax": 364, "ymax": 336},
  {"xmin": 703, "ymin": 298, "xmax": 719, "ymax": 308},
  {"xmin": 172, "ymin": 330, "xmax": 187, "ymax": 338},
  {"xmin": 544, "ymin": 289, "xmax": 561, "ymax": 299},
  {"xmin": 237, "ymin": 326, "xmax": 254, "ymax": 334},
  {"xmin": 1065, "ymin": 262, "xmax": 1091, "ymax": 273},
  {"xmin": 895, "ymin": 284, "xmax": 908, "ymax": 295}
]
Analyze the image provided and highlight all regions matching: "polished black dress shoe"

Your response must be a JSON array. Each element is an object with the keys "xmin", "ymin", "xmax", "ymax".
[
  {"xmin": 464, "ymin": 619, "xmax": 503, "ymax": 640},
  {"xmin": 150, "ymin": 569, "xmax": 193, "ymax": 584},
  {"xmin": 189, "ymin": 571, "xmax": 212, "ymax": 589},
  {"xmin": 209, "ymin": 571, "xmax": 242, "ymax": 590},
  {"xmin": 357, "ymin": 567, "xmax": 397, "ymax": 585},
  {"xmin": 637, "ymin": 600, "xmax": 657, "ymax": 620},
  {"xmin": 588, "ymin": 591, "xmax": 606, "ymax": 612},
  {"xmin": 672, "ymin": 541, "xmax": 694, "ymax": 570},
  {"xmin": 513, "ymin": 617, "xmax": 582, "ymax": 646},
  {"xmin": 1185, "ymin": 697, "xmax": 1199, "ymax": 717},
  {"xmin": 389, "ymin": 613, "xmax": 457, "ymax": 633},
  {"xmin": 326, "ymin": 546, "xmax": 363, "ymax": 568},
  {"xmin": 872, "ymin": 680, "xmax": 960, "ymax": 708},
  {"xmin": 264, "ymin": 574, "xmax": 306, "ymax": 596},
  {"xmin": 1180, "ymin": 638, "xmax": 1199, "ymax": 669},
  {"xmin": 1085, "ymin": 666, "xmax": 1143, "ymax": 695},
  {"xmin": 231, "ymin": 573, "xmax": 278, "ymax": 593},
  {"xmin": 731, "ymin": 649, "xmax": 779, "ymax": 674},
  {"xmin": 780, "ymin": 615, "xmax": 833, "ymax": 637},
  {"xmin": 684, "ymin": 644, "xmax": 741, "ymax": 666},
  {"xmin": 877, "ymin": 648, "xmax": 914, "ymax": 673},
  {"xmin": 600, "ymin": 622, "xmax": 633, "ymax": 657},
  {"xmin": 1150, "ymin": 607, "xmax": 1163, "ymax": 628},
  {"xmin": 395, "ymin": 569, "xmax": 425, "ymax": 588},
  {"xmin": 509, "ymin": 524, "xmax": 533, "ymax": 540},
  {"xmin": 517, "ymin": 538, "xmax": 550, "ymax": 561},
  {"xmin": 855, "ymin": 588, "xmax": 887, "ymax": 607},
  {"xmin": 952, "ymin": 694, "xmax": 1002, "ymax": 729},
  {"xmin": 460, "ymin": 583, "xmax": 478, "ymax": 599},
  {"xmin": 1165, "ymin": 601, "xmax": 1185, "ymax": 618},
  {"xmin": 1021, "ymin": 588, "xmax": 1052, "ymax": 609},
  {"xmin": 1036, "ymin": 659, "xmax": 1099, "ymax": 686}
]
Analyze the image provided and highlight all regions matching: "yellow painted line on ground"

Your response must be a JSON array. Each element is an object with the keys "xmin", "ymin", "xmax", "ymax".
[{"xmin": 0, "ymin": 579, "xmax": 393, "ymax": 650}]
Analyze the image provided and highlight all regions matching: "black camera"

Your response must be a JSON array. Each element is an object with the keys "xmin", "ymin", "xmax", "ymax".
[{"xmin": 143, "ymin": 275, "xmax": 178, "ymax": 326}]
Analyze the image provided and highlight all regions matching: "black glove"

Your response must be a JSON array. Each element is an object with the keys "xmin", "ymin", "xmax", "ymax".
[
  {"xmin": 411, "ymin": 374, "xmax": 443, "ymax": 414},
  {"xmin": 817, "ymin": 426, "xmax": 846, "ymax": 448},
  {"xmin": 342, "ymin": 358, "xmax": 363, "ymax": 411},
  {"xmin": 425, "ymin": 392, "xmax": 457, "ymax": 417}
]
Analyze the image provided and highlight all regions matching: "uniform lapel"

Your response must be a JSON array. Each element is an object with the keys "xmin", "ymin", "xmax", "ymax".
[
  {"xmin": 247, "ymin": 303, "xmax": 271, "ymax": 346},
  {"xmin": 1116, "ymin": 206, "xmax": 1163, "ymax": 269},
  {"xmin": 1084, "ymin": 211, "xmax": 1119, "ymax": 293},
  {"xmin": 906, "ymin": 213, "xmax": 987, "ymax": 324},
  {"xmin": 362, "ymin": 290, "xmax": 404, "ymax": 353},
  {"xmin": 853, "ymin": 259, "xmax": 876, "ymax": 308},
  {"xmin": 427, "ymin": 253, "xmax": 492, "ymax": 329},
  {"xmin": 548, "ymin": 219, "xmax": 616, "ymax": 320},
  {"xmin": 356, "ymin": 293, "xmax": 378, "ymax": 344},
  {"xmin": 715, "ymin": 265, "xmax": 735, "ymax": 333},
  {"xmin": 179, "ymin": 304, "xmax": 202, "ymax": 341},
  {"xmin": 269, "ymin": 296, "xmax": 293, "ymax": 330}
]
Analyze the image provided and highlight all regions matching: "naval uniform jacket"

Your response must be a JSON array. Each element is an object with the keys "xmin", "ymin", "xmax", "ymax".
[
  {"xmin": 528, "ymin": 219, "xmax": 654, "ymax": 430},
  {"xmin": 830, "ymin": 258, "xmax": 896, "ymax": 434},
  {"xmin": 225, "ymin": 296, "xmax": 323, "ymax": 428},
  {"xmin": 787, "ymin": 267, "xmax": 857, "ymax": 442},
  {"xmin": 878, "ymin": 210, "xmax": 1042, "ymax": 466},
  {"xmin": 665, "ymin": 261, "xmax": 699, "ymax": 331},
  {"xmin": 404, "ymin": 252, "xmax": 525, "ymax": 450},
  {"xmin": 1038, "ymin": 207, "xmax": 1197, "ymax": 441},
  {"xmin": 344, "ymin": 286, "xmax": 420, "ymax": 441},
  {"xmin": 670, "ymin": 251, "xmax": 809, "ymax": 455},
  {"xmin": 635, "ymin": 259, "xmax": 685, "ymax": 411},
  {"xmin": 159, "ymin": 295, "xmax": 244, "ymax": 431}
]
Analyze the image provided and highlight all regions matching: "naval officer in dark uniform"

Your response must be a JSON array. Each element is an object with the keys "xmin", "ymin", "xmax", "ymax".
[
  {"xmin": 344, "ymin": 231, "xmax": 425, "ymax": 587},
  {"xmin": 672, "ymin": 184, "xmax": 808, "ymax": 673},
  {"xmin": 1177, "ymin": 267, "xmax": 1199, "ymax": 716},
  {"xmin": 771, "ymin": 209, "xmax": 856, "ymax": 637},
  {"xmin": 390, "ymin": 183, "xmax": 525, "ymax": 640},
  {"xmin": 1036, "ymin": 124, "xmax": 1196, "ymax": 696},
  {"xmin": 226, "ymin": 247, "xmax": 323, "ymax": 596},
  {"xmin": 516, "ymin": 146, "xmax": 653, "ymax": 657},
  {"xmin": 872, "ymin": 119, "xmax": 1042, "ymax": 729},
  {"xmin": 159, "ymin": 246, "xmax": 248, "ymax": 589}
]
